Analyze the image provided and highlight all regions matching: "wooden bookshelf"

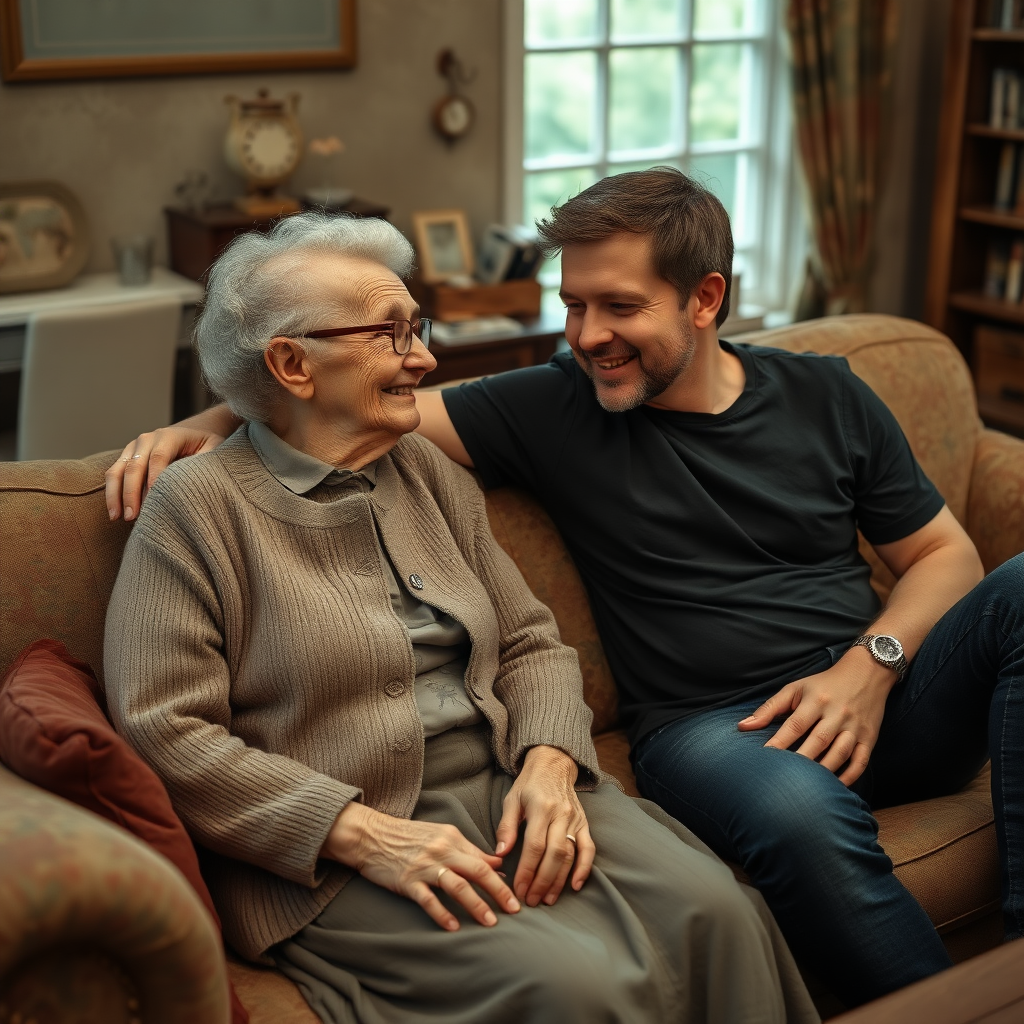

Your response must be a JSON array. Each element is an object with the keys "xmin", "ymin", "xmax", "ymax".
[
  {"xmin": 960, "ymin": 205, "xmax": 1024, "ymax": 228},
  {"xmin": 949, "ymin": 289, "xmax": 1024, "ymax": 325},
  {"xmin": 925, "ymin": 0, "xmax": 1024, "ymax": 435}
]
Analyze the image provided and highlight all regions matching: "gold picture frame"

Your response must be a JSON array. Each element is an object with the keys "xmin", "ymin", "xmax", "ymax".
[
  {"xmin": 411, "ymin": 209, "xmax": 474, "ymax": 285},
  {"xmin": 0, "ymin": 0, "xmax": 357, "ymax": 82},
  {"xmin": 0, "ymin": 181, "xmax": 90, "ymax": 294}
]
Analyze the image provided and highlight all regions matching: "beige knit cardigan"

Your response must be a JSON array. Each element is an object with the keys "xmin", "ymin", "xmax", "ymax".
[{"xmin": 104, "ymin": 426, "xmax": 601, "ymax": 961}]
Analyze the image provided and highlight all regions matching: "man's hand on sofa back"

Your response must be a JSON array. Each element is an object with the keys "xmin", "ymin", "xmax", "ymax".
[{"xmin": 105, "ymin": 403, "xmax": 239, "ymax": 521}]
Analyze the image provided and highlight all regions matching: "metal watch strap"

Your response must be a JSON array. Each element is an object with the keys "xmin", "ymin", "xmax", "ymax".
[{"xmin": 852, "ymin": 634, "xmax": 907, "ymax": 680}]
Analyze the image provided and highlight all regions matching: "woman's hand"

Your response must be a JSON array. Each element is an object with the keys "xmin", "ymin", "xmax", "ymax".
[
  {"xmin": 494, "ymin": 745, "xmax": 595, "ymax": 908},
  {"xmin": 322, "ymin": 801, "xmax": 520, "ymax": 931}
]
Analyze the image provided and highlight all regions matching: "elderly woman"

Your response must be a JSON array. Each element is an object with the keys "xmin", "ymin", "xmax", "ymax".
[{"xmin": 104, "ymin": 213, "xmax": 816, "ymax": 1024}]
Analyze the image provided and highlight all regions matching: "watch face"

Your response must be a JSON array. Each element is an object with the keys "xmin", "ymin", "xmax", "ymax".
[
  {"xmin": 871, "ymin": 635, "xmax": 903, "ymax": 663},
  {"xmin": 241, "ymin": 120, "xmax": 299, "ymax": 179}
]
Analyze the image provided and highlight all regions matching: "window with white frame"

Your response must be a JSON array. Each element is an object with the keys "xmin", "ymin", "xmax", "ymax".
[{"xmin": 502, "ymin": 0, "xmax": 804, "ymax": 317}]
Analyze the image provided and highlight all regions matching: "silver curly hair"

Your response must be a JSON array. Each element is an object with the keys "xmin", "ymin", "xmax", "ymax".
[{"xmin": 194, "ymin": 212, "xmax": 415, "ymax": 422}]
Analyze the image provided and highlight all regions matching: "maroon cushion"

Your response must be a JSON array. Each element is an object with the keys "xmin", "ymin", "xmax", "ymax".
[{"xmin": 0, "ymin": 639, "xmax": 249, "ymax": 1024}]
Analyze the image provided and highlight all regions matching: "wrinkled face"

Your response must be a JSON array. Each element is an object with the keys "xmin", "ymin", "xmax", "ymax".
[
  {"xmin": 560, "ymin": 232, "xmax": 696, "ymax": 412},
  {"xmin": 301, "ymin": 254, "xmax": 436, "ymax": 441}
]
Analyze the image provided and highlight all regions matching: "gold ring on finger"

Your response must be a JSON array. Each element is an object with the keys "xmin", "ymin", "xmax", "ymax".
[{"xmin": 436, "ymin": 866, "xmax": 449, "ymax": 885}]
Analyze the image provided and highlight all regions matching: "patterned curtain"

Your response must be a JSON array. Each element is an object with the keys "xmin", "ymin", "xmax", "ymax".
[{"xmin": 787, "ymin": 0, "xmax": 898, "ymax": 318}]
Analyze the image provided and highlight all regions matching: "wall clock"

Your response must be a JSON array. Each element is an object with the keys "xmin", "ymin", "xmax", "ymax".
[
  {"xmin": 433, "ymin": 94, "xmax": 475, "ymax": 141},
  {"xmin": 432, "ymin": 49, "xmax": 476, "ymax": 144}
]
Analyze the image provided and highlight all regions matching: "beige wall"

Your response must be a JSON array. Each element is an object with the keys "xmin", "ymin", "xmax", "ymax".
[
  {"xmin": 0, "ymin": 0, "xmax": 502, "ymax": 274},
  {"xmin": 867, "ymin": 0, "xmax": 953, "ymax": 319}
]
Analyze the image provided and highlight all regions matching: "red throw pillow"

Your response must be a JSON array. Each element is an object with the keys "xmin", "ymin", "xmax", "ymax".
[{"xmin": 0, "ymin": 639, "xmax": 249, "ymax": 1024}]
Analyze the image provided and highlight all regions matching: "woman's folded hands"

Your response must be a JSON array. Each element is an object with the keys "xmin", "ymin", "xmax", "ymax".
[
  {"xmin": 320, "ymin": 744, "xmax": 595, "ymax": 931},
  {"xmin": 495, "ymin": 744, "xmax": 596, "ymax": 908}
]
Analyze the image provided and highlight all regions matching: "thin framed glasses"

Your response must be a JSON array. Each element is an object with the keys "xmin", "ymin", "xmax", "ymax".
[{"xmin": 305, "ymin": 317, "xmax": 431, "ymax": 354}]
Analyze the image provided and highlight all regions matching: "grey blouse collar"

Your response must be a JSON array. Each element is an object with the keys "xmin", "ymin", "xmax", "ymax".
[{"xmin": 248, "ymin": 420, "xmax": 377, "ymax": 495}]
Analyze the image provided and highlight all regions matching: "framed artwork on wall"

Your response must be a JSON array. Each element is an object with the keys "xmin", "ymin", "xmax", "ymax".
[
  {"xmin": 0, "ymin": 181, "xmax": 90, "ymax": 294},
  {"xmin": 0, "ymin": 0, "xmax": 357, "ymax": 82},
  {"xmin": 412, "ymin": 209, "xmax": 474, "ymax": 285}
]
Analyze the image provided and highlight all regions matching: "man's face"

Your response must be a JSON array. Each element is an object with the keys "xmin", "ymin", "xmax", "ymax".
[{"xmin": 559, "ymin": 232, "xmax": 696, "ymax": 412}]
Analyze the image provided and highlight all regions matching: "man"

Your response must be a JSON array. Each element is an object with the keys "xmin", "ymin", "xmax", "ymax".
[{"xmin": 107, "ymin": 168, "xmax": 1024, "ymax": 1008}]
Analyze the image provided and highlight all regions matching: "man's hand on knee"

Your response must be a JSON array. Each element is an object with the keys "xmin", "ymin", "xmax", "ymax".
[{"xmin": 737, "ymin": 649, "xmax": 895, "ymax": 786}]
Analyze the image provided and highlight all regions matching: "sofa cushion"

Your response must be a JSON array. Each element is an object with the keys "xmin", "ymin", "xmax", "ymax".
[{"xmin": 0, "ymin": 638, "xmax": 249, "ymax": 1024}]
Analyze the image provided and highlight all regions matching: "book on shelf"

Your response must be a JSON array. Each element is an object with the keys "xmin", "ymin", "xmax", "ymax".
[
  {"xmin": 983, "ymin": 237, "xmax": 1024, "ymax": 302},
  {"xmin": 984, "ymin": 0, "xmax": 1024, "ymax": 28},
  {"xmin": 985, "ymin": 239, "xmax": 1011, "ymax": 299},
  {"xmin": 990, "ymin": 68, "xmax": 1024, "ymax": 128},
  {"xmin": 1007, "ymin": 239, "xmax": 1024, "ymax": 302},
  {"xmin": 996, "ymin": 142, "xmax": 1018, "ymax": 209},
  {"xmin": 1013, "ymin": 153, "xmax": 1024, "ymax": 214}
]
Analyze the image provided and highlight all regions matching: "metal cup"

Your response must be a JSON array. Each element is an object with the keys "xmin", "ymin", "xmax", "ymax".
[{"xmin": 111, "ymin": 235, "xmax": 154, "ymax": 286}]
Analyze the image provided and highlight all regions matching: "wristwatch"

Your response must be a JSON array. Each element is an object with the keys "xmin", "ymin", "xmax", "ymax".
[{"xmin": 852, "ymin": 634, "xmax": 907, "ymax": 680}]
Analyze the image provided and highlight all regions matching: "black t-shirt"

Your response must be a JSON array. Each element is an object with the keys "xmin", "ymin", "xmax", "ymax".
[{"xmin": 442, "ymin": 342, "xmax": 945, "ymax": 746}]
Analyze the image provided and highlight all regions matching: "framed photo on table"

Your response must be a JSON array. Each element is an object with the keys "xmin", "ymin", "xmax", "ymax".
[{"xmin": 412, "ymin": 209, "xmax": 474, "ymax": 284}]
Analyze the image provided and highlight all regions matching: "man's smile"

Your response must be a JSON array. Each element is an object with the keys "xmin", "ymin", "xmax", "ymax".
[{"xmin": 595, "ymin": 354, "xmax": 635, "ymax": 370}]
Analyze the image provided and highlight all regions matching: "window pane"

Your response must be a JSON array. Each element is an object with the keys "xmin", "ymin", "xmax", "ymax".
[
  {"xmin": 525, "ymin": 51, "xmax": 598, "ymax": 160},
  {"xmin": 690, "ymin": 43, "xmax": 743, "ymax": 143},
  {"xmin": 609, "ymin": 47, "xmax": 680, "ymax": 154},
  {"xmin": 693, "ymin": 0, "xmax": 759, "ymax": 35},
  {"xmin": 688, "ymin": 152, "xmax": 738, "ymax": 220},
  {"xmin": 524, "ymin": 168, "xmax": 600, "ymax": 230},
  {"xmin": 610, "ymin": 0, "xmax": 683, "ymax": 41},
  {"xmin": 525, "ymin": 0, "xmax": 600, "ymax": 46}
]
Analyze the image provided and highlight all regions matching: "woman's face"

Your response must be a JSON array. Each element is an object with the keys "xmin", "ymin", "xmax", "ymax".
[{"xmin": 301, "ymin": 255, "xmax": 437, "ymax": 445}]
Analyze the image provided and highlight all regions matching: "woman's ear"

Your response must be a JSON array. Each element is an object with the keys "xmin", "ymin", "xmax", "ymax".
[
  {"xmin": 264, "ymin": 337, "xmax": 315, "ymax": 401},
  {"xmin": 691, "ymin": 272, "xmax": 727, "ymax": 330}
]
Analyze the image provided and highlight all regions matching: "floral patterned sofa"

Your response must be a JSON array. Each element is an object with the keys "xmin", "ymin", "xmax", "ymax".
[{"xmin": 2, "ymin": 314, "xmax": 1023, "ymax": 1022}]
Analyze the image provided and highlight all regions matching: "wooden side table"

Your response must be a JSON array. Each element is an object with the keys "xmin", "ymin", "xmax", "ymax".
[
  {"xmin": 425, "ymin": 314, "xmax": 566, "ymax": 386},
  {"xmin": 164, "ymin": 198, "xmax": 390, "ymax": 283}
]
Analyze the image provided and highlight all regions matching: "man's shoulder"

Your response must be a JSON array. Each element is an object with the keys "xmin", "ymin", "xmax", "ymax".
[
  {"xmin": 733, "ymin": 341, "xmax": 851, "ymax": 399},
  {"xmin": 444, "ymin": 351, "xmax": 582, "ymax": 406},
  {"xmin": 735, "ymin": 340, "xmax": 849, "ymax": 374}
]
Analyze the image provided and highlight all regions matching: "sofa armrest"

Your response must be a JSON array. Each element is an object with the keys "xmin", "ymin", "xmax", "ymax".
[
  {"xmin": 0, "ymin": 764, "xmax": 230, "ymax": 1023},
  {"xmin": 966, "ymin": 429, "xmax": 1024, "ymax": 574}
]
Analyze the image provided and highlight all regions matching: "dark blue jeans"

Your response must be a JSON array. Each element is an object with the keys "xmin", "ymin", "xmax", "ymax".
[{"xmin": 633, "ymin": 554, "xmax": 1024, "ymax": 1009}]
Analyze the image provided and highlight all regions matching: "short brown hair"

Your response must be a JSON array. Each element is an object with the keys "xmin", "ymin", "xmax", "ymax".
[{"xmin": 536, "ymin": 167, "xmax": 734, "ymax": 327}]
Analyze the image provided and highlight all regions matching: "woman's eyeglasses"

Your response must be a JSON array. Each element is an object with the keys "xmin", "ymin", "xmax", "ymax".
[{"xmin": 304, "ymin": 317, "xmax": 432, "ymax": 355}]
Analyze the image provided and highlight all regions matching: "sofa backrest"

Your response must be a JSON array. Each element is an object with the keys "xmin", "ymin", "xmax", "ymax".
[
  {"xmin": 1, "ymin": 451, "xmax": 129, "ymax": 688},
  {"xmin": 0, "ymin": 314, "xmax": 982, "ymax": 735}
]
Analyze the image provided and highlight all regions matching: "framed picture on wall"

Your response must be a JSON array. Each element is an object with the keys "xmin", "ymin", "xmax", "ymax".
[
  {"xmin": 412, "ymin": 209, "xmax": 474, "ymax": 285},
  {"xmin": 0, "ymin": 0, "xmax": 357, "ymax": 82}
]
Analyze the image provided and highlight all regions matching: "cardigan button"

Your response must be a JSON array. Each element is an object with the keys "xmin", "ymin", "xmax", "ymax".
[
  {"xmin": 408, "ymin": 573, "xmax": 424, "ymax": 590},
  {"xmin": 392, "ymin": 738, "xmax": 412, "ymax": 753},
  {"xmin": 384, "ymin": 681, "xmax": 406, "ymax": 698}
]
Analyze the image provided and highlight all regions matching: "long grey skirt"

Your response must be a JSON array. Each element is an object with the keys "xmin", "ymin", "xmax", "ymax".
[{"xmin": 272, "ymin": 725, "xmax": 818, "ymax": 1024}]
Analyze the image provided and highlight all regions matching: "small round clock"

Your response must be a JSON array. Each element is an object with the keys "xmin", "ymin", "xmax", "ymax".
[
  {"xmin": 224, "ymin": 90, "xmax": 303, "ymax": 192},
  {"xmin": 433, "ymin": 94, "xmax": 475, "ymax": 141}
]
